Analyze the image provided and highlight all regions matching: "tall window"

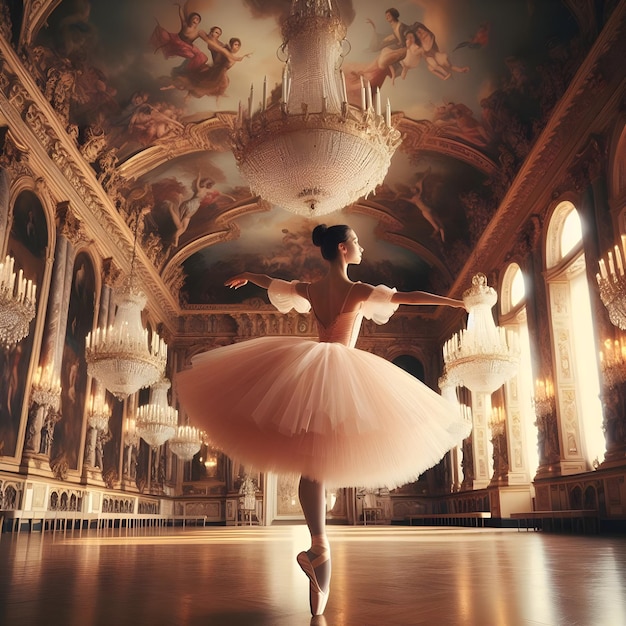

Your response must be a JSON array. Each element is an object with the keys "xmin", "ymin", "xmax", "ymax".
[
  {"xmin": 500, "ymin": 263, "xmax": 537, "ymax": 479},
  {"xmin": 546, "ymin": 201, "xmax": 604, "ymax": 468}
]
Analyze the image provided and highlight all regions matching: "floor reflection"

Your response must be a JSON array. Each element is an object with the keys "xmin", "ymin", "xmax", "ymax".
[{"xmin": 1, "ymin": 526, "xmax": 625, "ymax": 626}]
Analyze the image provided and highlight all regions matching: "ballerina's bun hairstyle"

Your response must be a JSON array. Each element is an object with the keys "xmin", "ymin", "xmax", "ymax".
[{"xmin": 312, "ymin": 224, "xmax": 351, "ymax": 261}]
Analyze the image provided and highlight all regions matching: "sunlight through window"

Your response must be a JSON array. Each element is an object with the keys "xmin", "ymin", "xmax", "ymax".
[{"xmin": 560, "ymin": 207, "xmax": 582, "ymax": 257}]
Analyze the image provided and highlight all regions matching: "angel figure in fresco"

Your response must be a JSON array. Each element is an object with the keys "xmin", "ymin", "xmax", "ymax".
[
  {"xmin": 106, "ymin": 91, "xmax": 184, "ymax": 151},
  {"xmin": 153, "ymin": 174, "xmax": 235, "ymax": 248},
  {"xmin": 165, "ymin": 29, "xmax": 252, "ymax": 99},
  {"xmin": 397, "ymin": 31, "xmax": 424, "ymax": 82},
  {"xmin": 350, "ymin": 7, "xmax": 469, "ymax": 98},
  {"xmin": 396, "ymin": 170, "xmax": 445, "ymax": 243},
  {"xmin": 152, "ymin": 3, "xmax": 251, "ymax": 99},
  {"xmin": 409, "ymin": 172, "xmax": 445, "ymax": 242},
  {"xmin": 414, "ymin": 24, "xmax": 469, "ymax": 80},
  {"xmin": 151, "ymin": 3, "xmax": 212, "ymax": 73}
]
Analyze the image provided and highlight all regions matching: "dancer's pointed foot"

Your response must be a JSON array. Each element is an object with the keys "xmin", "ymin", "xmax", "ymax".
[{"xmin": 297, "ymin": 547, "xmax": 331, "ymax": 616}]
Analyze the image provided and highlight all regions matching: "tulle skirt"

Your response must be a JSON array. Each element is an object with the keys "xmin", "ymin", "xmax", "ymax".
[{"xmin": 176, "ymin": 336, "xmax": 471, "ymax": 489}]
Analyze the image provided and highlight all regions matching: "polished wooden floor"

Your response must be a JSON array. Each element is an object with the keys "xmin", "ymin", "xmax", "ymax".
[{"xmin": 1, "ymin": 524, "xmax": 625, "ymax": 626}]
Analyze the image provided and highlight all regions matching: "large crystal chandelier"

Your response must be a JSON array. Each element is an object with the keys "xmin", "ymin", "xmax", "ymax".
[
  {"xmin": 85, "ymin": 214, "xmax": 167, "ymax": 400},
  {"xmin": 169, "ymin": 425, "xmax": 202, "ymax": 461},
  {"xmin": 135, "ymin": 377, "xmax": 178, "ymax": 448},
  {"xmin": 442, "ymin": 274, "xmax": 520, "ymax": 394},
  {"xmin": 0, "ymin": 254, "xmax": 37, "ymax": 346},
  {"xmin": 232, "ymin": 0, "xmax": 402, "ymax": 216},
  {"xmin": 596, "ymin": 236, "xmax": 626, "ymax": 329}
]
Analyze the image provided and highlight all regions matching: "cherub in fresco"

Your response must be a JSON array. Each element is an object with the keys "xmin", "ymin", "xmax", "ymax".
[
  {"xmin": 359, "ymin": 8, "xmax": 468, "ymax": 87},
  {"xmin": 397, "ymin": 31, "xmax": 424, "ymax": 83},
  {"xmin": 165, "ymin": 29, "xmax": 252, "ymax": 100},
  {"xmin": 109, "ymin": 92, "xmax": 184, "ymax": 150},
  {"xmin": 414, "ymin": 24, "xmax": 469, "ymax": 80},
  {"xmin": 153, "ymin": 174, "xmax": 235, "ymax": 248},
  {"xmin": 152, "ymin": 3, "xmax": 251, "ymax": 100}
]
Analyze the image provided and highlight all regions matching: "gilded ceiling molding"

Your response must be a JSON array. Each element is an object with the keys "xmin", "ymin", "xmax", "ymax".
[
  {"xmin": 0, "ymin": 41, "xmax": 181, "ymax": 328},
  {"xmin": 562, "ymin": 0, "xmax": 602, "ymax": 41},
  {"xmin": 101, "ymin": 257, "xmax": 122, "ymax": 289},
  {"xmin": 117, "ymin": 114, "xmax": 235, "ymax": 182},
  {"xmin": 449, "ymin": 1, "xmax": 626, "ymax": 297},
  {"xmin": 398, "ymin": 118, "xmax": 498, "ymax": 177},
  {"xmin": 18, "ymin": 0, "xmax": 63, "ymax": 49},
  {"xmin": 0, "ymin": 129, "xmax": 33, "ymax": 179},
  {"xmin": 350, "ymin": 200, "xmax": 404, "ymax": 230},
  {"xmin": 55, "ymin": 200, "xmax": 85, "ymax": 247}
]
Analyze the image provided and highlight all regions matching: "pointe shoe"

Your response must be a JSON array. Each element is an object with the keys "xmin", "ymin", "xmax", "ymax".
[{"xmin": 297, "ymin": 549, "xmax": 330, "ymax": 616}]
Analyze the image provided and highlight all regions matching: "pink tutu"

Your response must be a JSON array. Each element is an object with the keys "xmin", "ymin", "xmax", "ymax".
[{"xmin": 176, "ymin": 281, "xmax": 471, "ymax": 489}]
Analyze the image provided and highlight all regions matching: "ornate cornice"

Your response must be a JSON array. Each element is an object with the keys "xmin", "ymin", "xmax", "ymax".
[
  {"xmin": 0, "ymin": 37, "xmax": 180, "ymax": 332},
  {"xmin": 450, "ymin": 1, "xmax": 626, "ymax": 296},
  {"xmin": 117, "ymin": 114, "xmax": 236, "ymax": 182},
  {"xmin": 398, "ymin": 117, "xmax": 499, "ymax": 177},
  {"xmin": 19, "ymin": 0, "xmax": 63, "ymax": 49}
]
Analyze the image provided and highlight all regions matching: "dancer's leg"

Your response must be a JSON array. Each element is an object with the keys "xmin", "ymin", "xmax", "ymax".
[{"xmin": 297, "ymin": 476, "xmax": 331, "ymax": 614}]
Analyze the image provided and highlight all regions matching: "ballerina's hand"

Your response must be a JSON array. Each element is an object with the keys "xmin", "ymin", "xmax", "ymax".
[{"xmin": 225, "ymin": 274, "xmax": 248, "ymax": 289}]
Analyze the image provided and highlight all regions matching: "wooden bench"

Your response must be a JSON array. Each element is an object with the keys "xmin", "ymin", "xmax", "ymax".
[
  {"xmin": 407, "ymin": 512, "xmax": 491, "ymax": 528},
  {"xmin": 511, "ymin": 510, "xmax": 599, "ymax": 534}
]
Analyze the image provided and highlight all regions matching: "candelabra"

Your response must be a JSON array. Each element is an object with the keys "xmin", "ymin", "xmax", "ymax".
[
  {"xmin": 232, "ymin": 0, "xmax": 401, "ymax": 216},
  {"xmin": 124, "ymin": 415, "xmax": 139, "ymax": 448},
  {"xmin": 169, "ymin": 425, "xmax": 202, "ymax": 461},
  {"xmin": 488, "ymin": 406, "xmax": 506, "ymax": 437},
  {"xmin": 597, "ymin": 235, "xmax": 626, "ymax": 330},
  {"xmin": 0, "ymin": 254, "xmax": 37, "ymax": 346},
  {"xmin": 532, "ymin": 376, "xmax": 556, "ymax": 416},
  {"xmin": 442, "ymin": 274, "xmax": 520, "ymax": 394},
  {"xmin": 30, "ymin": 364, "xmax": 61, "ymax": 411},
  {"xmin": 86, "ymin": 389, "xmax": 111, "ymax": 432},
  {"xmin": 135, "ymin": 377, "xmax": 177, "ymax": 448},
  {"xmin": 599, "ymin": 337, "xmax": 626, "ymax": 388}
]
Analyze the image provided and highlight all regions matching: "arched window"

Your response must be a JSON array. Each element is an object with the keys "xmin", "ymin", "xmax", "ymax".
[
  {"xmin": 545, "ymin": 201, "xmax": 604, "ymax": 469},
  {"xmin": 500, "ymin": 262, "xmax": 537, "ymax": 480}
]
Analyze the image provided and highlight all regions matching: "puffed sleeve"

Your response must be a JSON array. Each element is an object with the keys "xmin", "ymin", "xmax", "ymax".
[
  {"xmin": 361, "ymin": 284, "xmax": 399, "ymax": 325},
  {"xmin": 267, "ymin": 279, "xmax": 311, "ymax": 314}
]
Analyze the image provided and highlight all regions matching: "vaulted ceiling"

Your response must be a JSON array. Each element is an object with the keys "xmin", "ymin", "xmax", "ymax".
[{"xmin": 3, "ymin": 0, "xmax": 621, "ymax": 327}]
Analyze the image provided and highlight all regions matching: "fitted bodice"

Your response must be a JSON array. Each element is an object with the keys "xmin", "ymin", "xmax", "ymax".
[
  {"xmin": 314, "ymin": 307, "xmax": 364, "ymax": 347},
  {"xmin": 307, "ymin": 283, "xmax": 363, "ymax": 348}
]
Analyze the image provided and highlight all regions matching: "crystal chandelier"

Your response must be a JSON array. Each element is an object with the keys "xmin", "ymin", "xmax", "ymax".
[
  {"xmin": 135, "ymin": 377, "xmax": 177, "ymax": 448},
  {"xmin": 443, "ymin": 274, "xmax": 520, "ymax": 394},
  {"xmin": 85, "ymin": 211, "xmax": 167, "ymax": 400},
  {"xmin": 87, "ymin": 389, "xmax": 111, "ymax": 432},
  {"xmin": 31, "ymin": 364, "xmax": 61, "ymax": 411},
  {"xmin": 596, "ymin": 236, "xmax": 626, "ymax": 329},
  {"xmin": 232, "ymin": 0, "xmax": 402, "ymax": 216},
  {"xmin": 0, "ymin": 254, "xmax": 37, "ymax": 346},
  {"xmin": 169, "ymin": 425, "xmax": 202, "ymax": 461}
]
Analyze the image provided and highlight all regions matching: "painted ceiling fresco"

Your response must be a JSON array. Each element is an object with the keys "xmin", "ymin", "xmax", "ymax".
[{"xmin": 31, "ymin": 0, "xmax": 589, "ymax": 306}]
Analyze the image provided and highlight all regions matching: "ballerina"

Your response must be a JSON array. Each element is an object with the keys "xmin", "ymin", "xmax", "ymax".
[{"xmin": 176, "ymin": 224, "xmax": 471, "ymax": 616}]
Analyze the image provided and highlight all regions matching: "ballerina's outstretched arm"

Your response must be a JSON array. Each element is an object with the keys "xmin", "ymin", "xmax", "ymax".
[
  {"xmin": 390, "ymin": 289, "xmax": 465, "ymax": 308},
  {"xmin": 225, "ymin": 272, "xmax": 274, "ymax": 290}
]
